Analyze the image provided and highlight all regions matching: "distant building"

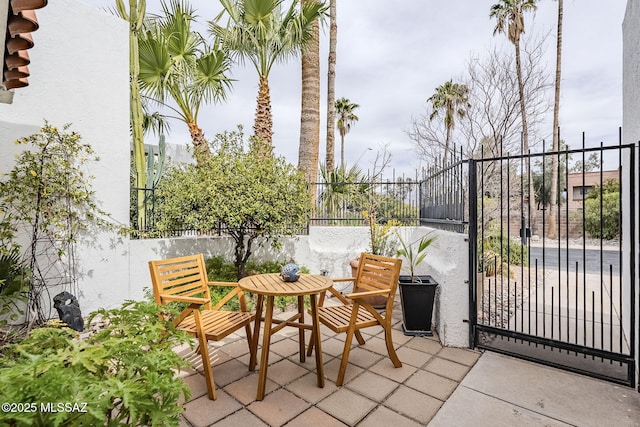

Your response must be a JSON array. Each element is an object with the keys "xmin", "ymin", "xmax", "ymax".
[
  {"xmin": 133, "ymin": 142, "xmax": 195, "ymax": 168},
  {"xmin": 565, "ymin": 170, "xmax": 619, "ymax": 212}
]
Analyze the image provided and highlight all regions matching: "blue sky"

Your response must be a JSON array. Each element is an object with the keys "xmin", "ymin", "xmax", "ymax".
[{"xmin": 80, "ymin": 0, "xmax": 628, "ymax": 175}]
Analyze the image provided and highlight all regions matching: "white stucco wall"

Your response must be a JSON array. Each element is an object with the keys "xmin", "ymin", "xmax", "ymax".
[
  {"xmin": 0, "ymin": 1, "xmax": 130, "ymax": 315},
  {"xmin": 622, "ymin": 0, "xmax": 640, "ymax": 390},
  {"xmin": 128, "ymin": 226, "xmax": 471, "ymax": 347}
]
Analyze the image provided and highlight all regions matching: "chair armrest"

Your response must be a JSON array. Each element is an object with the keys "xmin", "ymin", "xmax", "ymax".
[
  {"xmin": 207, "ymin": 281, "xmax": 238, "ymax": 288},
  {"xmin": 160, "ymin": 294, "xmax": 209, "ymax": 305},
  {"xmin": 207, "ymin": 282, "xmax": 252, "ymax": 312},
  {"xmin": 344, "ymin": 289, "xmax": 391, "ymax": 300}
]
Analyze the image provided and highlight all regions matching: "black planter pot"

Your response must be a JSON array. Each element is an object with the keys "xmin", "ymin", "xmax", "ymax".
[{"xmin": 398, "ymin": 275, "xmax": 438, "ymax": 336}]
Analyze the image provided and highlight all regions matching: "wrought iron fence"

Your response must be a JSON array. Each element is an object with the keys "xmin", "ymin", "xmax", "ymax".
[
  {"xmin": 469, "ymin": 136, "xmax": 636, "ymax": 387},
  {"xmin": 130, "ymin": 164, "xmax": 472, "ymax": 236},
  {"xmin": 310, "ymin": 172, "xmax": 421, "ymax": 226},
  {"xmin": 418, "ymin": 152, "xmax": 469, "ymax": 233}
]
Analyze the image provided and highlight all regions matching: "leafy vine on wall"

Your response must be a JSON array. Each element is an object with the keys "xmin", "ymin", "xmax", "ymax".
[{"xmin": 0, "ymin": 122, "xmax": 118, "ymax": 326}]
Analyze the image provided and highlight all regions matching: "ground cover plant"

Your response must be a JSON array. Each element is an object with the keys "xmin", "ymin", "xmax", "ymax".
[{"xmin": 0, "ymin": 301, "xmax": 191, "ymax": 427}]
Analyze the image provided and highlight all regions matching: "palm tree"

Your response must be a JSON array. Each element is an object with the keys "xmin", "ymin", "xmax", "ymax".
[
  {"xmin": 299, "ymin": 0, "xmax": 321, "ymax": 205},
  {"xmin": 210, "ymin": 0, "xmax": 325, "ymax": 154},
  {"xmin": 548, "ymin": 0, "xmax": 563, "ymax": 239},
  {"xmin": 139, "ymin": 0, "xmax": 232, "ymax": 163},
  {"xmin": 115, "ymin": 0, "xmax": 147, "ymax": 230},
  {"xmin": 427, "ymin": 80, "xmax": 469, "ymax": 167},
  {"xmin": 490, "ymin": 0, "xmax": 537, "ymax": 228},
  {"xmin": 325, "ymin": 0, "xmax": 337, "ymax": 172},
  {"xmin": 335, "ymin": 97, "xmax": 359, "ymax": 168},
  {"xmin": 318, "ymin": 162, "xmax": 366, "ymax": 221}
]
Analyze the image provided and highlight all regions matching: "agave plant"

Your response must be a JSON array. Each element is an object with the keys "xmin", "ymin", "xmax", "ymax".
[{"xmin": 396, "ymin": 233, "xmax": 436, "ymax": 283}]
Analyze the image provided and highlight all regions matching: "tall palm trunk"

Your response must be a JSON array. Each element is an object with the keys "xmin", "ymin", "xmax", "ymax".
[
  {"xmin": 515, "ymin": 41, "xmax": 536, "ymax": 233},
  {"xmin": 325, "ymin": 0, "xmax": 337, "ymax": 172},
  {"xmin": 547, "ymin": 0, "xmax": 563, "ymax": 239},
  {"xmin": 254, "ymin": 75, "xmax": 273, "ymax": 154},
  {"xmin": 188, "ymin": 122, "xmax": 210, "ymax": 163},
  {"xmin": 299, "ymin": 0, "xmax": 321, "ymax": 205},
  {"xmin": 340, "ymin": 131, "xmax": 345, "ymax": 168},
  {"xmin": 443, "ymin": 123, "xmax": 452, "ymax": 167}
]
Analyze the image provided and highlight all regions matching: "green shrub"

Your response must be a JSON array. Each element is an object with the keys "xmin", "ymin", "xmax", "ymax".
[
  {"xmin": 0, "ymin": 251, "xmax": 29, "ymax": 326},
  {"xmin": 479, "ymin": 221, "xmax": 529, "ymax": 277},
  {"xmin": 205, "ymin": 256, "xmax": 310, "ymax": 312},
  {"xmin": 584, "ymin": 180, "xmax": 620, "ymax": 240},
  {"xmin": 0, "ymin": 301, "xmax": 191, "ymax": 427}
]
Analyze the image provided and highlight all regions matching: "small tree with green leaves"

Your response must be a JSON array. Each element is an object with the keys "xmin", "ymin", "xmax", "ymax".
[{"xmin": 156, "ymin": 126, "xmax": 311, "ymax": 278}]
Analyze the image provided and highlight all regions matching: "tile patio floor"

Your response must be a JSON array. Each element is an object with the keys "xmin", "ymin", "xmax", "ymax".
[{"xmin": 175, "ymin": 302, "xmax": 482, "ymax": 427}]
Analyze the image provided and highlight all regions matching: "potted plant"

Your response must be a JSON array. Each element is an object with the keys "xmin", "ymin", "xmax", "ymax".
[
  {"xmin": 349, "ymin": 213, "xmax": 401, "ymax": 308},
  {"xmin": 396, "ymin": 232, "xmax": 438, "ymax": 336}
]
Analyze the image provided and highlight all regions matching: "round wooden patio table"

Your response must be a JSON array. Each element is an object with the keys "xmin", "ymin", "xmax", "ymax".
[{"xmin": 238, "ymin": 273, "xmax": 332, "ymax": 401}]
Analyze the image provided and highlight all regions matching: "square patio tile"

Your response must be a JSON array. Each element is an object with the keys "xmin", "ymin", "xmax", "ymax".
[
  {"xmin": 404, "ymin": 336, "xmax": 443, "ymax": 354},
  {"xmin": 323, "ymin": 357, "xmax": 364, "ymax": 385},
  {"xmin": 223, "ymin": 373, "xmax": 279, "ymax": 405},
  {"xmin": 208, "ymin": 358, "xmax": 253, "ymax": 387},
  {"xmin": 209, "ymin": 408, "xmax": 268, "ymax": 427},
  {"xmin": 368, "ymin": 358, "xmax": 418, "ymax": 383},
  {"xmin": 404, "ymin": 369, "xmax": 459, "ymax": 401},
  {"xmin": 359, "ymin": 335, "xmax": 394, "ymax": 356},
  {"xmin": 390, "ymin": 328, "xmax": 415, "ymax": 345},
  {"xmin": 219, "ymin": 338, "xmax": 252, "ymax": 359},
  {"xmin": 247, "ymin": 388, "xmax": 310, "ymax": 427},
  {"xmin": 181, "ymin": 373, "xmax": 209, "ymax": 403},
  {"xmin": 358, "ymin": 405, "xmax": 423, "ymax": 427},
  {"xmin": 383, "ymin": 385, "xmax": 442, "ymax": 425},
  {"xmin": 396, "ymin": 345, "xmax": 433, "ymax": 368},
  {"xmin": 285, "ymin": 371, "xmax": 340, "ymax": 404},
  {"xmin": 283, "ymin": 407, "xmax": 348, "ymax": 427},
  {"xmin": 358, "ymin": 325, "xmax": 382, "ymax": 338},
  {"xmin": 436, "ymin": 346, "xmax": 482, "ymax": 367},
  {"xmin": 266, "ymin": 358, "xmax": 310, "ymax": 385},
  {"xmin": 316, "ymin": 388, "xmax": 377, "ymax": 425},
  {"xmin": 270, "ymin": 337, "xmax": 303, "ymax": 358},
  {"xmin": 182, "ymin": 390, "xmax": 242, "ymax": 427},
  {"xmin": 179, "ymin": 344, "xmax": 233, "ymax": 372},
  {"xmin": 233, "ymin": 350, "xmax": 259, "ymax": 368},
  {"xmin": 424, "ymin": 357, "xmax": 471, "ymax": 382},
  {"xmin": 345, "ymin": 371, "xmax": 400, "ymax": 403},
  {"xmin": 346, "ymin": 347, "xmax": 384, "ymax": 369},
  {"xmin": 319, "ymin": 337, "xmax": 349, "ymax": 357}
]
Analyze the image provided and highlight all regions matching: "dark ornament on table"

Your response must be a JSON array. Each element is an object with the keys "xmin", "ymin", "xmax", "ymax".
[{"xmin": 280, "ymin": 260, "xmax": 300, "ymax": 282}]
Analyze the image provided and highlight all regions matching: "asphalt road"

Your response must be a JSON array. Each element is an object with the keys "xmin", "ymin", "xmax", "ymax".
[{"xmin": 528, "ymin": 246, "xmax": 621, "ymax": 275}]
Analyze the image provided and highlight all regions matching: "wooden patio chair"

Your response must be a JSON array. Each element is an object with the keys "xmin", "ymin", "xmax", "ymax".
[
  {"xmin": 149, "ymin": 254, "xmax": 255, "ymax": 400},
  {"xmin": 307, "ymin": 253, "xmax": 403, "ymax": 386}
]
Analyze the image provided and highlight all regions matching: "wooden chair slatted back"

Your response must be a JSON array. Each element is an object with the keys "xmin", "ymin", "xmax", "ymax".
[
  {"xmin": 355, "ymin": 253, "xmax": 402, "ymax": 297},
  {"xmin": 149, "ymin": 254, "xmax": 211, "ymax": 308}
]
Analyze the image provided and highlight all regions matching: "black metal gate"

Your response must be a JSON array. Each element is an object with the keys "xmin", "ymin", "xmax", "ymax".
[{"xmin": 468, "ymin": 140, "xmax": 636, "ymax": 388}]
